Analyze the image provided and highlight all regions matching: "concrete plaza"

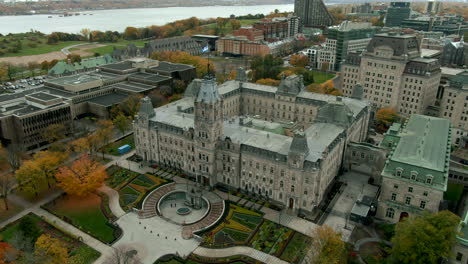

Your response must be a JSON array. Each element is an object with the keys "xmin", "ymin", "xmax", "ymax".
[
  {"xmin": 113, "ymin": 211, "xmax": 201, "ymax": 264},
  {"xmin": 322, "ymin": 171, "xmax": 379, "ymax": 241}
]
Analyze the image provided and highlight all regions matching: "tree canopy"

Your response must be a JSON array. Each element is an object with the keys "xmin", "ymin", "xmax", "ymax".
[
  {"xmin": 56, "ymin": 155, "xmax": 107, "ymax": 197},
  {"xmin": 390, "ymin": 211, "xmax": 460, "ymax": 264},
  {"xmin": 305, "ymin": 225, "xmax": 346, "ymax": 264}
]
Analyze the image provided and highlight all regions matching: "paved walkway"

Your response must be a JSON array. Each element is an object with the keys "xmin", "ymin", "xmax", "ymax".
[
  {"xmin": 194, "ymin": 246, "xmax": 289, "ymax": 264},
  {"xmin": 353, "ymin": 237, "xmax": 392, "ymax": 264},
  {"xmin": 98, "ymin": 186, "xmax": 126, "ymax": 218}
]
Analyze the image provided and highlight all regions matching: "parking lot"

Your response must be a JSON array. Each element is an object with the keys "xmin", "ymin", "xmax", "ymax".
[{"xmin": 2, "ymin": 76, "xmax": 46, "ymax": 93}]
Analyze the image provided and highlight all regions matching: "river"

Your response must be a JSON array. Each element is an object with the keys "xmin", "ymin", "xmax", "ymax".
[{"xmin": 0, "ymin": 4, "xmax": 294, "ymax": 35}]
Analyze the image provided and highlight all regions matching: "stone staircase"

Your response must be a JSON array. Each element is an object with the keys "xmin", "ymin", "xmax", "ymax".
[
  {"xmin": 182, "ymin": 200, "xmax": 225, "ymax": 238},
  {"xmin": 139, "ymin": 183, "xmax": 176, "ymax": 219}
]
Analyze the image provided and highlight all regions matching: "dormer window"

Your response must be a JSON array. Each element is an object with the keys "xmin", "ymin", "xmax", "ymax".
[
  {"xmin": 411, "ymin": 171, "xmax": 418, "ymax": 180},
  {"xmin": 396, "ymin": 168, "xmax": 403, "ymax": 177},
  {"xmin": 426, "ymin": 175, "xmax": 433, "ymax": 184}
]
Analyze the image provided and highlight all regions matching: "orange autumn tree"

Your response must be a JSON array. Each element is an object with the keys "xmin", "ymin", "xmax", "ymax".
[
  {"xmin": 307, "ymin": 80, "xmax": 343, "ymax": 96},
  {"xmin": 56, "ymin": 155, "xmax": 107, "ymax": 197},
  {"xmin": 376, "ymin": 107, "xmax": 399, "ymax": 128},
  {"xmin": 289, "ymin": 54, "xmax": 309, "ymax": 68},
  {"xmin": 0, "ymin": 242, "xmax": 12, "ymax": 264},
  {"xmin": 256, "ymin": 78, "xmax": 280, "ymax": 86},
  {"xmin": 151, "ymin": 51, "xmax": 215, "ymax": 78}
]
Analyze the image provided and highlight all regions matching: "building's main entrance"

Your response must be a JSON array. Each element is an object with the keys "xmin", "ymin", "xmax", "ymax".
[
  {"xmin": 399, "ymin": 212, "xmax": 409, "ymax": 221},
  {"xmin": 289, "ymin": 198, "xmax": 294, "ymax": 209}
]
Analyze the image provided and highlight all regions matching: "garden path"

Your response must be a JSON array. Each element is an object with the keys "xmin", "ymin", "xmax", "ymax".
[
  {"xmin": 98, "ymin": 185, "xmax": 126, "ymax": 218},
  {"xmin": 193, "ymin": 246, "xmax": 289, "ymax": 264},
  {"xmin": 353, "ymin": 235, "xmax": 392, "ymax": 264}
]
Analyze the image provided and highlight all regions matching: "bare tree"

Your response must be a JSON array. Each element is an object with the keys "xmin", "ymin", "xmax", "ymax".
[{"xmin": 104, "ymin": 246, "xmax": 141, "ymax": 264}]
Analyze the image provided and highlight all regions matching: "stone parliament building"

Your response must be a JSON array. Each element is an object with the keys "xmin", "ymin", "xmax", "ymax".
[{"xmin": 134, "ymin": 71, "xmax": 370, "ymax": 214}]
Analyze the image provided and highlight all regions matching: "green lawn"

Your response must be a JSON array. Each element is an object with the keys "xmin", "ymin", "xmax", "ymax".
[
  {"xmin": 99, "ymin": 134, "xmax": 134, "ymax": 156},
  {"xmin": 0, "ymin": 32, "xmax": 84, "ymax": 57},
  {"xmin": 200, "ymin": 19, "xmax": 259, "ymax": 35},
  {"xmin": 78, "ymin": 39, "xmax": 147, "ymax": 57},
  {"xmin": 46, "ymin": 194, "xmax": 118, "ymax": 244},
  {"xmin": 312, "ymin": 71, "xmax": 335, "ymax": 84}
]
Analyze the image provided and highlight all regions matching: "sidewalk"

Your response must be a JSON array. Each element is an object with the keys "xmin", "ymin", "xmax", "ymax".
[{"xmin": 194, "ymin": 246, "xmax": 289, "ymax": 264}]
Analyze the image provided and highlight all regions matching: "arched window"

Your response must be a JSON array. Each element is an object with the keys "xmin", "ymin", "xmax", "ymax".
[
  {"xmin": 385, "ymin": 208, "xmax": 395, "ymax": 219},
  {"xmin": 291, "ymin": 185, "xmax": 295, "ymax": 192},
  {"xmin": 280, "ymin": 181, "xmax": 283, "ymax": 188}
]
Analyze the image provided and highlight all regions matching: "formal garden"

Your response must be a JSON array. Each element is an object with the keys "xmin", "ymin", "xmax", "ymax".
[
  {"xmin": 155, "ymin": 254, "xmax": 262, "ymax": 264},
  {"xmin": 106, "ymin": 165, "xmax": 169, "ymax": 210},
  {"xmin": 200, "ymin": 203, "xmax": 310, "ymax": 264},
  {"xmin": 0, "ymin": 213, "xmax": 100, "ymax": 263},
  {"xmin": 42, "ymin": 192, "xmax": 120, "ymax": 244}
]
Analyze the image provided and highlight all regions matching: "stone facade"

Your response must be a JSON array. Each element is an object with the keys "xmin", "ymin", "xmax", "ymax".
[
  {"xmin": 341, "ymin": 33, "xmax": 441, "ymax": 117},
  {"xmin": 134, "ymin": 73, "xmax": 370, "ymax": 213},
  {"xmin": 440, "ymin": 72, "xmax": 468, "ymax": 146},
  {"xmin": 376, "ymin": 115, "xmax": 451, "ymax": 223}
]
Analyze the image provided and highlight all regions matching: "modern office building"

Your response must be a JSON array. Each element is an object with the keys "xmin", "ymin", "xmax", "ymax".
[
  {"xmin": 317, "ymin": 21, "xmax": 377, "ymax": 71},
  {"xmin": 340, "ymin": 33, "xmax": 441, "ymax": 116},
  {"xmin": 385, "ymin": 2, "xmax": 411, "ymax": 27},
  {"xmin": 0, "ymin": 58, "xmax": 195, "ymax": 151},
  {"xmin": 377, "ymin": 115, "xmax": 451, "ymax": 223},
  {"xmin": 294, "ymin": 0, "xmax": 333, "ymax": 28},
  {"xmin": 425, "ymin": 0, "xmax": 442, "ymax": 15},
  {"xmin": 134, "ymin": 72, "xmax": 370, "ymax": 214}
]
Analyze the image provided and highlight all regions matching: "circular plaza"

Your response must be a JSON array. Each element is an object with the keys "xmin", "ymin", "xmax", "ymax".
[{"xmin": 140, "ymin": 183, "xmax": 225, "ymax": 238}]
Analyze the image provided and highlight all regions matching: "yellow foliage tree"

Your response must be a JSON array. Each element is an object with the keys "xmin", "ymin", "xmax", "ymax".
[
  {"xmin": 305, "ymin": 225, "xmax": 346, "ymax": 264},
  {"xmin": 56, "ymin": 155, "xmax": 107, "ymax": 197},
  {"xmin": 289, "ymin": 54, "xmax": 309, "ymax": 68},
  {"xmin": 376, "ymin": 107, "xmax": 399, "ymax": 128},
  {"xmin": 151, "ymin": 51, "xmax": 215, "ymax": 78},
  {"xmin": 307, "ymin": 80, "xmax": 343, "ymax": 96},
  {"xmin": 15, "ymin": 150, "xmax": 66, "ymax": 195},
  {"xmin": 35, "ymin": 234, "xmax": 68, "ymax": 264},
  {"xmin": 255, "ymin": 78, "xmax": 280, "ymax": 86}
]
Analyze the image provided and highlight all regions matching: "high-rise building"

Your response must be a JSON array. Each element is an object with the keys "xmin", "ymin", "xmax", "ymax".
[
  {"xmin": 385, "ymin": 2, "xmax": 411, "ymax": 27},
  {"xmin": 340, "ymin": 33, "xmax": 441, "ymax": 116},
  {"xmin": 294, "ymin": 0, "xmax": 333, "ymax": 28},
  {"xmin": 317, "ymin": 21, "xmax": 377, "ymax": 71},
  {"xmin": 425, "ymin": 0, "xmax": 442, "ymax": 15}
]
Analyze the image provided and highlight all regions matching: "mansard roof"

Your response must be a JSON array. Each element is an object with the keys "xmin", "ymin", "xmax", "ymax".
[
  {"xmin": 138, "ymin": 96, "xmax": 155, "ymax": 118},
  {"xmin": 196, "ymin": 78, "xmax": 221, "ymax": 104}
]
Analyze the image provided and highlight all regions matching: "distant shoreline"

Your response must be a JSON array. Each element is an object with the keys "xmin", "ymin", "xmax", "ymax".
[{"xmin": 1, "ymin": 3, "xmax": 296, "ymax": 17}]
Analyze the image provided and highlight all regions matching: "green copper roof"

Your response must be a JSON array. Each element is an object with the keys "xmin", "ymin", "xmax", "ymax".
[
  {"xmin": 381, "ymin": 115, "xmax": 451, "ymax": 192},
  {"xmin": 391, "ymin": 115, "xmax": 450, "ymax": 171},
  {"xmin": 48, "ymin": 54, "xmax": 117, "ymax": 76}
]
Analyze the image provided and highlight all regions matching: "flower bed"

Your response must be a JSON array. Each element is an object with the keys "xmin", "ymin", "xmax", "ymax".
[
  {"xmin": 203, "ymin": 204, "xmax": 263, "ymax": 247},
  {"xmin": 249, "ymin": 220, "xmax": 293, "ymax": 256},
  {"xmin": 280, "ymin": 232, "xmax": 311, "ymax": 263}
]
